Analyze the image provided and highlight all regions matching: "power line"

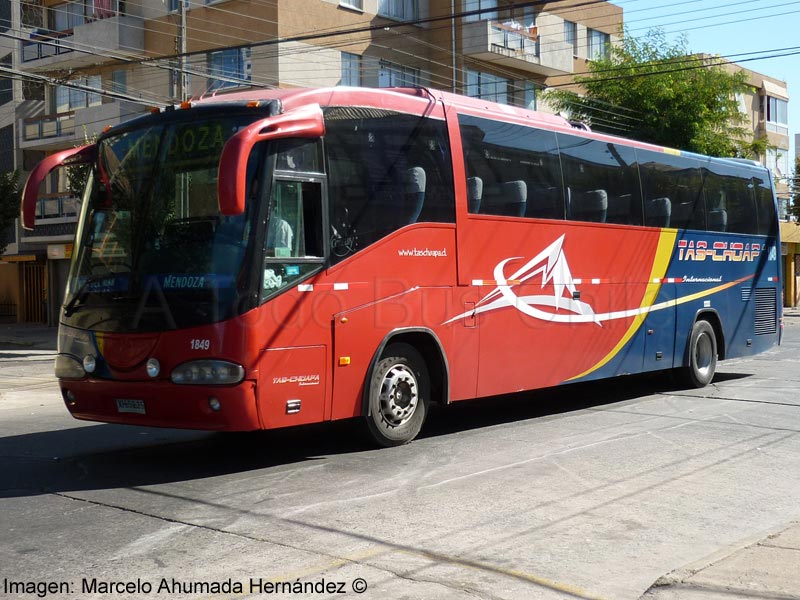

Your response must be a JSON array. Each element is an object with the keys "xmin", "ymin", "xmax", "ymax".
[{"xmin": 2, "ymin": 1, "xmax": 794, "ymax": 148}]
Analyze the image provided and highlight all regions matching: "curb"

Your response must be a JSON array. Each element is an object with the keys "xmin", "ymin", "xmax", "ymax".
[{"xmin": 640, "ymin": 520, "xmax": 800, "ymax": 598}]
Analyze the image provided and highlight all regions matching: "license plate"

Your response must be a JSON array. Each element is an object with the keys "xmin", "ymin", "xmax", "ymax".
[{"xmin": 116, "ymin": 398, "xmax": 146, "ymax": 414}]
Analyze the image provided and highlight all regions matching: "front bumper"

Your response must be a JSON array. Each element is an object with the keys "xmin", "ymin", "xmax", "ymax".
[{"xmin": 59, "ymin": 378, "xmax": 260, "ymax": 431}]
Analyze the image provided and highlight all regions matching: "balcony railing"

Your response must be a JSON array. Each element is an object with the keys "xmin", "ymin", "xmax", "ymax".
[
  {"xmin": 23, "ymin": 111, "xmax": 76, "ymax": 142},
  {"xmin": 21, "ymin": 11, "xmax": 143, "ymax": 70},
  {"xmin": 462, "ymin": 18, "xmax": 573, "ymax": 77},
  {"xmin": 36, "ymin": 193, "xmax": 80, "ymax": 220},
  {"xmin": 489, "ymin": 21, "xmax": 539, "ymax": 57},
  {"xmin": 22, "ymin": 31, "xmax": 74, "ymax": 62}
]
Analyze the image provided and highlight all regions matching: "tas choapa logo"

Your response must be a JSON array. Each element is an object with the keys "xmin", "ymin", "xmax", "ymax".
[
  {"xmin": 678, "ymin": 240, "xmax": 761, "ymax": 262},
  {"xmin": 272, "ymin": 374, "xmax": 321, "ymax": 386}
]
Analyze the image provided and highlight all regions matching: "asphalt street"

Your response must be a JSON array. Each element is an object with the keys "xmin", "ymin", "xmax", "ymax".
[{"xmin": 1, "ymin": 318, "xmax": 800, "ymax": 599}]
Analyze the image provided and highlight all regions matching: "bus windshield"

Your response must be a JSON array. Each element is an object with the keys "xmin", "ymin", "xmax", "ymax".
[{"xmin": 62, "ymin": 116, "xmax": 262, "ymax": 332}]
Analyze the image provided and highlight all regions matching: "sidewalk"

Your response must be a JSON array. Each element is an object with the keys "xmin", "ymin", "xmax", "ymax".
[
  {"xmin": 785, "ymin": 306, "xmax": 800, "ymax": 324},
  {"xmin": 0, "ymin": 322, "xmax": 58, "ymax": 351},
  {"xmin": 641, "ymin": 521, "xmax": 800, "ymax": 599}
]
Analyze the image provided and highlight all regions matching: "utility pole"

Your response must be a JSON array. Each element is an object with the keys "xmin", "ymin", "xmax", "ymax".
[{"xmin": 179, "ymin": 0, "xmax": 188, "ymax": 101}]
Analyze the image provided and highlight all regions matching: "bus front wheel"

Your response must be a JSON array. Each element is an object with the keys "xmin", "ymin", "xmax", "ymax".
[
  {"xmin": 365, "ymin": 343, "xmax": 429, "ymax": 447},
  {"xmin": 678, "ymin": 320, "xmax": 717, "ymax": 388}
]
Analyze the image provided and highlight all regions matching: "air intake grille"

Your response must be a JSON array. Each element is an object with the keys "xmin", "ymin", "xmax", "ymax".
[{"xmin": 754, "ymin": 288, "xmax": 777, "ymax": 335}]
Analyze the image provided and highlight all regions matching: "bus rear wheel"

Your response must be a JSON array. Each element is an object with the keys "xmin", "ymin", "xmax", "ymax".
[
  {"xmin": 677, "ymin": 320, "xmax": 717, "ymax": 388},
  {"xmin": 365, "ymin": 343, "xmax": 429, "ymax": 447}
]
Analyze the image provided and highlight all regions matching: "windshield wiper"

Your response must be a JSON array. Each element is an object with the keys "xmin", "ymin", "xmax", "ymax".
[{"xmin": 63, "ymin": 275, "xmax": 115, "ymax": 317}]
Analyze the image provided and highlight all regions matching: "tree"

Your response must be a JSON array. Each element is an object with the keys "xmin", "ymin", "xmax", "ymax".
[
  {"xmin": 0, "ymin": 170, "xmax": 21, "ymax": 256},
  {"xmin": 544, "ymin": 29, "xmax": 751, "ymax": 158},
  {"xmin": 790, "ymin": 156, "xmax": 800, "ymax": 221}
]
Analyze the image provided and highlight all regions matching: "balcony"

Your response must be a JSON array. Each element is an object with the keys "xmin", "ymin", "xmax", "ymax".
[
  {"xmin": 461, "ymin": 19, "xmax": 574, "ymax": 77},
  {"xmin": 34, "ymin": 192, "xmax": 80, "ymax": 221},
  {"xmin": 21, "ymin": 15, "xmax": 144, "ymax": 71},
  {"xmin": 20, "ymin": 101, "xmax": 145, "ymax": 151}
]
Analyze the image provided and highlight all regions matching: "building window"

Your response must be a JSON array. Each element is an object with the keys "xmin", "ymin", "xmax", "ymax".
[
  {"xmin": 464, "ymin": 0, "xmax": 497, "ymax": 22},
  {"xmin": 521, "ymin": 81, "xmax": 538, "ymax": 110},
  {"xmin": 0, "ymin": 55, "xmax": 11, "ymax": 107},
  {"xmin": 765, "ymin": 96, "xmax": 788, "ymax": 134},
  {"xmin": 465, "ymin": 69, "xmax": 508, "ymax": 104},
  {"xmin": 341, "ymin": 52, "xmax": 361, "ymax": 86},
  {"xmin": 207, "ymin": 48, "xmax": 252, "ymax": 92},
  {"xmin": 767, "ymin": 148, "xmax": 789, "ymax": 178},
  {"xmin": 339, "ymin": 0, "xmax": 363, "ymax": 9},
  {"xmin": 378, "ymin": 60, "xmax": 419, "ymax": 88},
  {"xmin": 378, "ymin": 0, "xmax": 417, "ymax": 20},
  {"xmin": 587, "ymin": 28, "xmax": 610, "ymax": 60},
  {"xmin": 0, "ymin": 125, "xmax": 13, "ymax": 173},
  {"xmin": 55, "ymin": 75, "xmax": 102, "ymax": 112},
  {"xmin": 22, "ymin": 0, "xmax": 44, "ymax": 29},
  {"xmin": 564, "ymin": 20, "xmax": 577, "ymax": 56},
  {"xmin": 0, "ymin": 2, "xmax": 9, "ymax": 33},
  {"xmin": 49, "ymin": 0, "xmax": 117, "ymax": 29},
  {"xmin": 23, "ymin": 79, "xmax": 45, "ymax": 101},
  {"xmin": 111, "ymin": 69, "xmax": 127, "ymax": 94},
  {"xmin": 50, "ymin": 2, "xmax": 85, "ymax": 31}
]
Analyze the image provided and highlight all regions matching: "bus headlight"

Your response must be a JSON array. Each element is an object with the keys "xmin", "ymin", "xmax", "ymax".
[
  {"xmin": 55, "ymin": 354, "xmax": 86, "ymax": 380},
  {"xmin": 170, "ymin": 360, "xmax": 245, "ymax": 385}
]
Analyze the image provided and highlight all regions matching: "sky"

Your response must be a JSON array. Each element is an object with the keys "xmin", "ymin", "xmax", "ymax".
[{"xmin": 617, "ymin": 0, "xmax": 799, "ymax": 166}]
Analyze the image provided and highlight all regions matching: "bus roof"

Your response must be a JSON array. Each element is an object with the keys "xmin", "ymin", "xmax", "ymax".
[{"xmin": 124, "ymin": 87, "xmax": 772, "ymax": 176}]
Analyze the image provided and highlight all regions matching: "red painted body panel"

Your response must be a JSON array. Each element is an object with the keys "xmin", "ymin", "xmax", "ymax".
[{"xmin": 458, "ymin": 218, "xmax": 661, "ymax": 393}]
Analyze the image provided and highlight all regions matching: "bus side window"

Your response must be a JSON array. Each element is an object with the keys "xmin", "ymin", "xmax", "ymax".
[
  {"xmin": 323, "ymin": 108, "xmax": 454, "ymax": 264},
  {"xmin": 704, "ymin": 164, "xmax": 758, "ymax": 235},
  {"xmin": 558, "ymin": 134, "xmax": 640, "ymax": 225},
  {"xmin": 459, "ymin": 115, "xmax": 563, "ymax": 219},
  {"xmin": 754, "ymin": 174, "xmax": 777, "ymax": 236},
  {"xmin": 637, "ymin": 149, "xmax": 705, "ymax": 230}
]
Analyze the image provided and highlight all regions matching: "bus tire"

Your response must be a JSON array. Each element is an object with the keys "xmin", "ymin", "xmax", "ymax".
[
  {"xmin": 364, "ymin": 343, "xmax": 429, "ymax": 447},
  {"xmin": 678, "ymin": 320, "xmax": 717, "ymax": 388}
]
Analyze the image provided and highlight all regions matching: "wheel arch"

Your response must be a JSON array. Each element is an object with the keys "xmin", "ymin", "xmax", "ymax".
[
  {"xmin": 686, "ymin": 309, "xmax": 726, "ymax": 361},
  {"xmin": 361, "ymin": 328, "xmax": 450, "ymax": 417}
]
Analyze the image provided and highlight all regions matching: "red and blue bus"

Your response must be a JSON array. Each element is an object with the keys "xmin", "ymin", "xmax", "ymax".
[{"xmin": 22, "ymin": 87, "xmax": 782, "ymax": 446}]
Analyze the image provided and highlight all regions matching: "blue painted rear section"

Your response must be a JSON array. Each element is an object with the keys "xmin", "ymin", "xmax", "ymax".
[{"xmin": 572, "ymin": 229, "xmax": 781, "ymax": 383}]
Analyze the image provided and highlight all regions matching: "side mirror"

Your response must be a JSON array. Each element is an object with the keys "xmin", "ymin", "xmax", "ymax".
[
  {"xmin": 21, "ymin": 144, "xmax": 95, "ymax": 230},
  {"xmin": 217, "ymin": 103, "xmax": 325, "ymax": 215}
]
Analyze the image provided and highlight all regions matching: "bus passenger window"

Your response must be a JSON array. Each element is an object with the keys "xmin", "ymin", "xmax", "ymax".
[
  {"xmin": 558, "ymin": 133, "xmax": 641, "ymax": 225},
  {"xmin": 704, "ymin": 164, "xmax": 758, "ymax": 235},
  {"xmin": 644, "ymin": 197, "xmax": 671, "ymax": 228},
  {"xmin": 459, "ymin": 114, "xmax": 563, "ymax": 219},
  {"xmin": 754, "ymin": 175, "xmax": 777, "ymax": 236},
  {"xmin": 323, "ymin": 107, "xmax": 455, "ymax": 264},
  {"xmin": 637, "ymin": 149, "xmax": 705, "ymax": 230}
]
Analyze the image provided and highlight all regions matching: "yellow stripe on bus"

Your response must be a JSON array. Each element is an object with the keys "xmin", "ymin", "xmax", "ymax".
[{"xmin": 568, "ymin": 229, "xmax": 677, "ymax": 381}]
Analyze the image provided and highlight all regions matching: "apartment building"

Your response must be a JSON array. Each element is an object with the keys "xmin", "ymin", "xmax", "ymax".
[
  {"xmin": 727, "ymin": 64, "xmax": 790, "ymax": 216},
  {"xmin": 0, "ymin": 0, "xmax": 625, "ymax": 323},
  {"xmin": 0, "ymin": 0, "xmax": 792, "ymax": 320}
]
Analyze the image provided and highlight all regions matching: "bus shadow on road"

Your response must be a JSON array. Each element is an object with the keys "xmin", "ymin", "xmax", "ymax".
[
  {"xmin": 421, "ymin": 370, "xmax": 714, "ymax": 439},
  {"xmin": 421, "ymin": 367, "xmax": 756, "ymax": 439},
  {"xmin": 0, "ymin": 419, "xmax": 367, "ymax": 499},
  {"xmin": 0, "ymin": 370, "xmax": 754, "ymax": 499}
]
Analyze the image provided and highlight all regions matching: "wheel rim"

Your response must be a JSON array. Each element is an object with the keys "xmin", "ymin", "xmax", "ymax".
[
  {"xmin": 695, "ymin": 332, "xmax": 714, "ymax": 378},
  {"xmin": 378, "ymin": 364, "xmax": 418, "ymax": 428}
]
